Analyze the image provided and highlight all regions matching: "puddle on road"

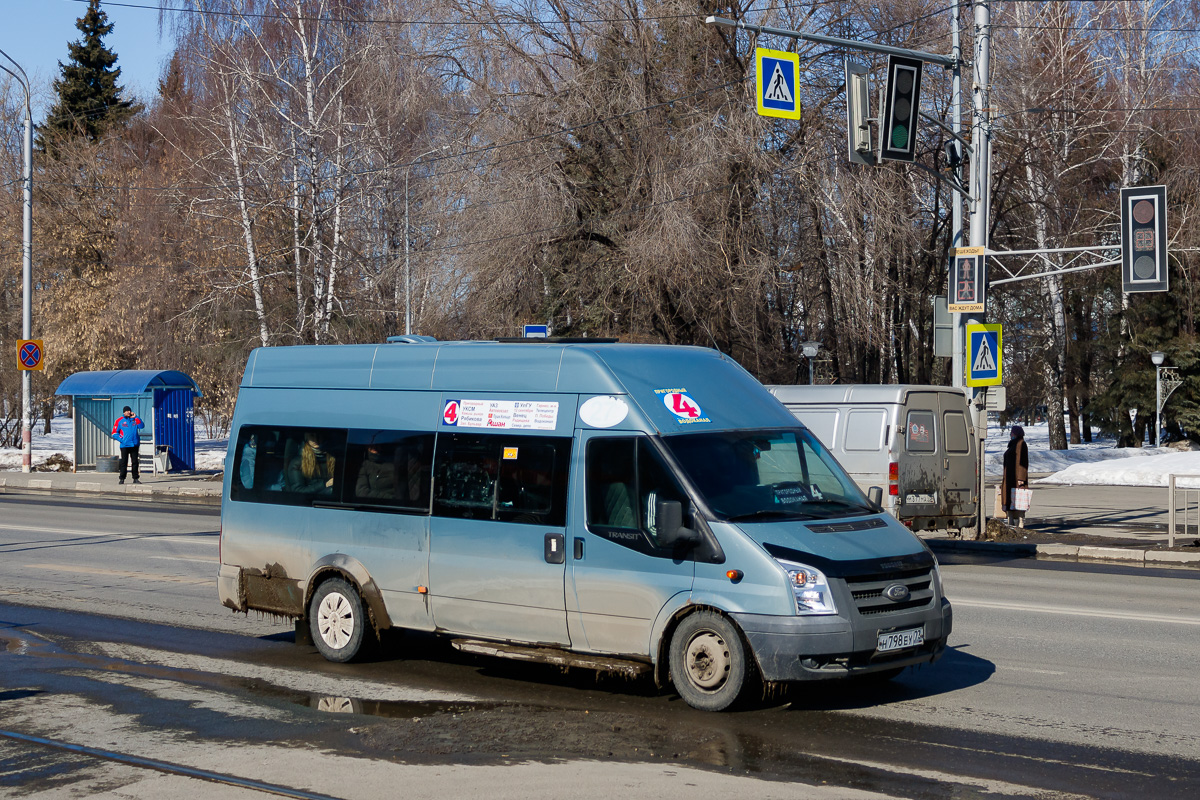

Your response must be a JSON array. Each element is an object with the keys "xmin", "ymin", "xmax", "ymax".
[{"xmin": 238, "ymin": 678, "xmax": 497, "ymax": 721}]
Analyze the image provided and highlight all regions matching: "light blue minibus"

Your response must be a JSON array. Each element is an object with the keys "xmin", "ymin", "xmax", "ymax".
[{"xmin": 219, "ymin": 339, "xmax": 952, "ymax": 711}]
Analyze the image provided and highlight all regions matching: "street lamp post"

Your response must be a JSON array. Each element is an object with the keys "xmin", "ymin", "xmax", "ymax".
[
  {"xmin": 403, "ymin": 145, "xmax": 447, "ymax": 336},
  {"xmin": 1151, "ymin": 351, "xmax": 1165, "ymax": 448},
  {"xmin": 0, "ymin": 51, "xmax": 33, "ymax": 472},
  {"xmin": 801, "ymin": 341, "xmax": 821, "ymax": 385}
]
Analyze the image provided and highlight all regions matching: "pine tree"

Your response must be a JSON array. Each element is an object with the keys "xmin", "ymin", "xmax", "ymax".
[{"xmin": 38, "ymin": 0, "xmax": 140, "ymax": 151}]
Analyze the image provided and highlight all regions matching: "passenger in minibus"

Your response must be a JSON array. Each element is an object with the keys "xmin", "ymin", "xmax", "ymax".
[
  {"xmin": 355, "ymin": 442, "xmax": 397, "ymax": 500},
  {"xmin": 287, "ymin": 432, "xmax": 336, "ymax": 494}
]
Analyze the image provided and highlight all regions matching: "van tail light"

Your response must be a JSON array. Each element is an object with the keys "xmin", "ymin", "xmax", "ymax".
[
  {"xmin": 218, "ymin": 523, "xmax": 223, "ymax": 565},
  {"xmin": 888, "ymin": 461, "xmax": 899, "ymax": 496}
]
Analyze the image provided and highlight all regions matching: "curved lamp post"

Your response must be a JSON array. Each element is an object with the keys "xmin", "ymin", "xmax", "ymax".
[
  {"xmin": 0, "ymin": 50, "xmax": 33, "ymax": 472},
  {"xmin": 1152, "ymin": 352, "xmax": 1161, "ymax": 450},
  {"xmin": 801, "ymin": 341, "xmax": 821, "ymax": 385}
]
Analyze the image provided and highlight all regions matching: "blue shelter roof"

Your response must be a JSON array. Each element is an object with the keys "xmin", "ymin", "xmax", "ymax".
[{"xmin": 55, "ymin": 370, "xmax": 202, "ymax": 397}]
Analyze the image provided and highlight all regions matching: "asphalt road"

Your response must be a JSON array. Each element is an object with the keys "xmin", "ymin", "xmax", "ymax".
[{"xmin": 2, "ymin": 492, "xmax": 1199, "ymax": 799}]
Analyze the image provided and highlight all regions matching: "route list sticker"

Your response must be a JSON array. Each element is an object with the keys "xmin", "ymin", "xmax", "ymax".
[
  {"xmin": 441, "ymin": 399, "xmax": 559, "ymax": 430},
  {"xmin": 655, "ymin": 387, "xmax": 711, "ymax": 425}
]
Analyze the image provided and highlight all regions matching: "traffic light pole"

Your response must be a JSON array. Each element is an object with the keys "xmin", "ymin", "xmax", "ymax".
[
  {"xmin": 950, "ymin": 4, "xmax": 966, "ymax": 392},
  {"xmin": 968, "ymin": 1, "xmax": 992, "ymax": 536},
  {"xmin": 704, "ymin": 17, "xmax": 954, "ymax": 68}
]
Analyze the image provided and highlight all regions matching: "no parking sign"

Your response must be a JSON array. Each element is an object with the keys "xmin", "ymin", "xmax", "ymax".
[{"xmin": 17, "ymin": 339, "xmax": 43, "ymax": 371}]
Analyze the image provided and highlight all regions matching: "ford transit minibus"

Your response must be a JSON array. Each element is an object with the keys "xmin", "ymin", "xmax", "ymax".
[{"xmin": 219, "ymin": 340, "xmax": 952, "ymax": 711}]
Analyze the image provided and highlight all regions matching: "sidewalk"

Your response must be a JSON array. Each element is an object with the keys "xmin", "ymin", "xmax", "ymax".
[
  {"xmin": 0, "ymin": 469, "xmax": 222, "ymax": 504},
  {"xmin": 921, "ymin": 480, "xmax": 1200, "ymax": 567},
  {"xmin": 2, "ymin": 470, "xmax": 1198, "ymax": 566}
]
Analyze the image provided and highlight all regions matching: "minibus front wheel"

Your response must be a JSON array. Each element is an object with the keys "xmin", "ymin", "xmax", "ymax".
[
  {"xmin": 309, "ymin": 577, "xmax": 370, "ymax": 663},
  {"xmin": 669, "ymin": 611, "xmax": 749, "ymax": 711}
]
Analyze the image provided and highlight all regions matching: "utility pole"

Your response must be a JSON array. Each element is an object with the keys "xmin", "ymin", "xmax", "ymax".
[
  {"xmin": 0, "ymin": 50, "xmax": 33, "ymax": 473},
  {"xmin": 950, "ymin": 4, "xmax": 965, "ymax": 389},
  {"xmin": 968, "ymin": 2, "xmax": 992, "ymax": 534}
]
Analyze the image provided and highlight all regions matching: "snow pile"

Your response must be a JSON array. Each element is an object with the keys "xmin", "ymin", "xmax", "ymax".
[
  {"xmin": 982, "ymin": 417, "xmax": 1145, "ymax": 476},
  {"xmin": 986, "ymin": 417, "xmax": 1200, "ymax": 487}
]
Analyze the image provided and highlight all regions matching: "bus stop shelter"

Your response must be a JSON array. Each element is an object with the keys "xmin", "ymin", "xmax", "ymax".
[{"xmin": 55, "ymin": 370, "xmax": 203, "ymax": 473}]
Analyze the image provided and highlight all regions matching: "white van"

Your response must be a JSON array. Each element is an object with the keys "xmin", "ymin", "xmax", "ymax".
[{"xmin": 767, "ymin": 385, "xmax": 979, "ymax": 533}]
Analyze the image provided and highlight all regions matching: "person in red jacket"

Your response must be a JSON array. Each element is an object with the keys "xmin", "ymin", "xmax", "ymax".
[{"xmin": 112, "ymin": 406, "xmax": 145, "ymax": 485}]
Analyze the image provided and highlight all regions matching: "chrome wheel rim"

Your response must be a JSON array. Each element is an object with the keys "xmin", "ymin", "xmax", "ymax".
[{"xmin": 317, "ymin": 592, "xmax": 355, "ymax": 650}]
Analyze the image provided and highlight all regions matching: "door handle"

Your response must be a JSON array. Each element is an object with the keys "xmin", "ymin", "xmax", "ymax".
[
  {"xmin": 544, "ymin": 533, "xmax": 565, "ymax": 564},
  {"xmin": 573, "ymin": 537, "xmax": 584, "ymax": 560}
]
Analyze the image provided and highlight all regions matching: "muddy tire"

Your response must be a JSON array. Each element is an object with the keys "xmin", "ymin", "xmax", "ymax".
[
  {"xmin": 309, "ymin": 577, "xmax": 369, "ymax": 663},
  {"xmin": 668, "ymin": 611, "xmax": 749, "ymax": 711}
]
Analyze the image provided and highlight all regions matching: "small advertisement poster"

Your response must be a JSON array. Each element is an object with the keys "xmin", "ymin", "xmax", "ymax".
[{"xmin": 444, "ymin": 399, "xmax": 560, "ymax": 430}]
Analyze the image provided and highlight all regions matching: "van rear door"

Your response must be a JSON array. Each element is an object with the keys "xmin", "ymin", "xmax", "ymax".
[
  {"xmin": 897, "ymin": 392, "xmax": 942, "ymax": 521},
  {"xmin": 939, "ymin": 395, "xmax": 977, "ymax": 519}
]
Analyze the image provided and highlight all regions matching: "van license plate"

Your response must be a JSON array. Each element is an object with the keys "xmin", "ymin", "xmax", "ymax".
[{"xmin": 877, "ymin": 627, "xmax": 924, "ymax": 653}]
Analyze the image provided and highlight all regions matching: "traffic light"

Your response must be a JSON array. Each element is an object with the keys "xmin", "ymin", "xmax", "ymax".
[
  {"xmin": 1121, "ymin": 185, "xmax": 1169, "ymax": 293},
  {"xmin": 845, "ymin": 60, "xmax": 875, "ymax": 166},
  {"xmin": 948, "ymin": 249, "xmax": 985, "ymax": 313},
  {"xmin": 879, "ymin": 55, "xmax": 923, "ymax": 163}
]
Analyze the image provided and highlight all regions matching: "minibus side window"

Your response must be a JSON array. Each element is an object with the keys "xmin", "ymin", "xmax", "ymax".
[
  {"xmin": 344, "ymin": 430, "xmax": 434, "ymax": 511},
  {"xmin": 432, "ymin": 433, "xmax": 571, "ymax": 526},
  {"xmin": 230, "ymin": 425, "xmax": 346, "ymax": 506},
  {"xmin": 586, "ymin": 437, "xmax": 689, "ymax": 556}
]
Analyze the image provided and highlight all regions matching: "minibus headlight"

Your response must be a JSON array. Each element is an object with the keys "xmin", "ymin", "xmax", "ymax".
[{"xmin": 777, "ymin": 559, "xmax": 837, "ymax": 616}]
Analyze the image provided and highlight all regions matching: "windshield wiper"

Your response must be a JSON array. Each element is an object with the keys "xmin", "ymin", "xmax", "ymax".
[
  {"xmin": 725, "ymin": 509, "xmax": 817, "ymax": 522},
  {"xmin": 801, "ymin": 499, "xmax": 876, "ymax": 516}
]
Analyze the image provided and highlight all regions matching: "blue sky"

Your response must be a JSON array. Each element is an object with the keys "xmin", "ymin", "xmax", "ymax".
[{"xmin": 1, "ymin": 0, "xmax": 176, "ymax": 118}]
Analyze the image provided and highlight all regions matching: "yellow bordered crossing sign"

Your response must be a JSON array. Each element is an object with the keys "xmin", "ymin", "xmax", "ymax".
[
  {"xmin": 965, "ymin": 324, "xmax": 1001, "ymax": 387},
  {"xmin": 756, "ymin": 48, "xmax": 801, "ymax": 120}
]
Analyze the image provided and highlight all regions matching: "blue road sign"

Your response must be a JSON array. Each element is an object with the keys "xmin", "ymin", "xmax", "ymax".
[
  {"xmin": 756, "ymin": 48, "xmax": 801, "ymax": 120},
  {"xmin": 966, "ymin": 324, "xmax": 1002, "ymax": 387},
  {"xmin": 523, "ymin": 324, "xmax": 549, "ymax": 338}
]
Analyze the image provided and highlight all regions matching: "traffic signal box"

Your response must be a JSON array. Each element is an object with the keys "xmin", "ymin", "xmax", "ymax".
[
  {"xmin": 1120, "ymin": 185, "xmax": 1169, "ymax": 293},
  {"xmin": 880, "ymin": 55, "xmax": 923, "ymax": 163},
  {"xmin": 948, "ymin": 248, "xmax": 985, "ymax": 313}
]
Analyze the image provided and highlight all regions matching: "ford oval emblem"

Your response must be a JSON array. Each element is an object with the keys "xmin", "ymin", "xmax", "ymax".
[{"xmin": 884, "ymin": 584, "xmax": 911, "ymax": 602}]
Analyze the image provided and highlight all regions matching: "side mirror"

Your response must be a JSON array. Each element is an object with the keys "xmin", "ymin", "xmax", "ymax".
[
  {"xmin": 867, "ymin": 486, "xmax": 884, "ymax": 512},
  {"xmin": 655, "ymin": 499, "xmax": 700, "ymax": 548}
]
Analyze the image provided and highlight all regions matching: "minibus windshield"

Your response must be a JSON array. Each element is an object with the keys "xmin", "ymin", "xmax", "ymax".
[{"xmin": 664, "ymin": 429, "xmax": 876, "ymax": 522}]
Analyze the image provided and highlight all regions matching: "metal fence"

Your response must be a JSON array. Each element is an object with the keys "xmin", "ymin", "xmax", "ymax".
[{"xmin": 1166, "ymin": 475, "xmax": 1200, "ymax": 547}]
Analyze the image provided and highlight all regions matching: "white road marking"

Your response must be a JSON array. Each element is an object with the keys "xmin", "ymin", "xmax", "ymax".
[{"xmin": 954, "ymin": 598, "xmax": 1200, "ymax": 626}]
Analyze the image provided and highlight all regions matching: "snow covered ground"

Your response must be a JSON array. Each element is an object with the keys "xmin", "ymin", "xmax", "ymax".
[
  {"xmin": 985, "ymin": 417, "xmax": 1200, "ymax": 487},
  {"xmin": 5, "ymin": 414, "xmax": 1200, "ymax": 487},
  {"xmin": 0, "ymin": 416, "xmax": 228, "ymax": 472}
]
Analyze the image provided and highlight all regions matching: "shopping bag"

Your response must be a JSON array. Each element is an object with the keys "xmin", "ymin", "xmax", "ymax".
[{"xmin": 1010, "ymin": 487, "xmax": 1033, "ymax": 511}]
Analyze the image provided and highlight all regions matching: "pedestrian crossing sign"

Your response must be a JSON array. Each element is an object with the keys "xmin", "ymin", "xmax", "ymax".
[
  {"xmin": 966, "ymin": 323, "xmax": 1002, "ymax": 387},
  {"xmin": 756, "ymin": 48, "xmax": 801, "ymax": 120}
]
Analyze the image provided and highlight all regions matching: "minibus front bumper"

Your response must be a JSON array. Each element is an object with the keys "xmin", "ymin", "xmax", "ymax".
[{"xmin": 732, "ymin": 597, "xmax": 953, "ymax": 682}]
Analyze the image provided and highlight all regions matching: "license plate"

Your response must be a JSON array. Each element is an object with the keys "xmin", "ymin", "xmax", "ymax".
[{"xmin": 877, "ymin": 627, "xmax": 924, "ymax": 653}]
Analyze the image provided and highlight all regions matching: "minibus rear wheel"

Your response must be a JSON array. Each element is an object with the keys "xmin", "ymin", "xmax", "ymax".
[
  {"xmin": 668, "ymin": 611, "xmax": 748, "ymax": 711},
  {"xmin": 309, "ymin": 577, "xmax": 369, "ymax": 663}
]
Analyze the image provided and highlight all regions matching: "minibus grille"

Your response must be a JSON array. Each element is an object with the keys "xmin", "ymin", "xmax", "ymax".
[{"xmin": 845, "ymin": 569, "xmax": 935, "ymax": 616}]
